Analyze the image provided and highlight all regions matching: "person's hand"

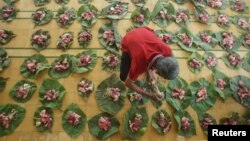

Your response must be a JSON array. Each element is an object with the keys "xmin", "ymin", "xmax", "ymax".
[{"xmin": 150, "ymin": 92, "xmax": 165, "ymax": 101}]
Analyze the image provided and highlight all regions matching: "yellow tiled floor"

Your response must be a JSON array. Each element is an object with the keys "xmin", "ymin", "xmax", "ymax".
[{"xmin": 0, "ymin": 0, "xmax": 249, "ymax": 141}]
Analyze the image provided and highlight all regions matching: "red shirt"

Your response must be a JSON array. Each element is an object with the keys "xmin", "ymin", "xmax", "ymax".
[{"xmin": 121, "ymin": 26, "xmax": 172, "ymax": 81}]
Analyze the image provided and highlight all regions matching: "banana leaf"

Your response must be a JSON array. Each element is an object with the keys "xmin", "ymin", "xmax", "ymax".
[
  {"xmin": 242, "ymin": 110, "xmax": 250, "ymax": 125},
  {"xmin": 0, "ymin": 29, "xmax": 16, "ymax": 45},
  {"xmin": 197, "ymin": 112, "xmax": 217, "ymax": 135},
  {"xmin": 131, "ymin": 0, "xmax": 147, "ymax": 7},
  {"xmin": 174, "ymin": 110, "xmax": 196, "ymax": 137},
  {"xmin": 31, "ymin": 7, "xmax": 54, "ymax": 26},
  {"xmin": 0, "ymin": 5, "xmax": 18, "ymax": 22},
  {"xmin": 0, "ymin": 104, "xmax": 26, "ymax": 137},
  {"xmin": 0, "ymin": 77, "xmax": 7, "ymax": 92},
  {"xmin": 230, "ymin": 75, "xmax": 250, "ymax": 108},
  {"xmin": 174, "ymin": 0, "xmax": 188, "ymax": 4},
  {"xmin": 207, "ymin": 0, "xmax": 229, "ymax": 9},
  {"xmin": 39, "ymin": 79, "xmax": 66, "ymax": 109},
  {"xmin": 130, "ymin": 7, "xmax": 151, "ymax": 27},
  {"xmin": 191, "ymin": 0, "xmax": 207, "ymax": 7},
  {"xmin": 242, "ymin": 51, "xmax": 250, "ymax": 72},
  {"xmin": 151, "ymin": 109, "xmax": 172, "ymax": 135},
  {"xmin": 30, "ymin": 29, "xmax": 51, "ymax": 51},
  {"xmin": 77, "ymin": 4, "xmax": 98, "ymax": 28},
  {"xmin": 123, "ymin": 106, "xmax": 148, "ymax": 140},
  {"xmin": 48, "ymin": 54, "xmax": 73, "ymax": 79},
  {"xmin": 77, "ymin": 78, "xmax": 94, "ymax": 101},
  {"xmin": 194, "ymin": 5, "xmax": 211, "ymax": 24},
  {"xmin": 33, "ymin": 0, "xmax": 50, "ymax": 6},
  {"xmin": 54, "ymin": 0, "xmax": 69, "ymax": 5},
  {"xmin": 9, "ymin": 80, "xmax": 37, "ymax": 103},
  {"xmin": 190, "ymin": 78, "xmax": 216, "ymax": 113},
  {"xmin": 102, "ymin": 51, "xmax": 120, "ymax": 72},
  {"xmin": 197, "ymin": 30, "xmax": 219, "ymax": 51},
  {"xmin": 98, "ymin": 21, "xmax": 121, "ymax": 54},
  {"xmin": 72, "ymin": 50, "xmax": 97, "ymax": 73},
  {"xmin": 96, "ymin": 74, "xmax": 126, "ymax": 115},
  {"xmin": 56, "ymin": 32, "xmax": 73, "ymax": 50},
  {"xmin": 3, "ymin": 0, "xmax": 19, "ymax": 5},
  {"xmin": 215, "ymin": 11, "xmax": 231, "ymax": 30},
  {"xmin": 155, "ymin": 30, "xmax": 177, "ymax": 45},
  {"xmin": 219, "ymin": 112, "xmax": 241, "ymax": 125},
  {"xmin": 215, "ymin": 31, "xmax": 241, "ymax": 52},
  {"xmin": 231, "ymin": 16, "xmax": 250, "ymax": 34},
  {"xmin": 20, "ymin": 54, "xmax": 50, "ymax": 79},
  {"xmin": 127, "ymin": 80, "xmax": 149, "ymax": 106},
  {"xmin": 78, "ymin": 0, "xmax": 92, "ymax": 4},
  {"xmin": 62, "ymin": 103, "xmax": 87, "ymax": 138},
  {"xmin": 175, "ymin": 27, "xmax": 199, "ymax": 52},
  {"xmin": 230, "ymin": 0, "xmax": 249, "ymax": 14},
  {"xmin": 187, "ymin": 52, "xmax": 205, "ymax": 74},
  {"xmin": 88, "ymin": 112, "xmax": 120, "ymax": 140},
  {"xmin": 204, "ymin": 52, "xmax": 218, "ymax": 71},
  {"xmin": 212, "ymin": 70, "xmax": 232, "ymax": 102},
  {"xmin": 100, "ymin": 1, "xmax": 128, "ymax": 20},
  {"xmin": 241, "ymin": 33, "xmax": 250, "ymax": 49},
  {"xmin": 151, "ymin": 0, "xmax": 175, "ymax": 27},
  {"xmin": 0, "ymin": 47, "xmax": 11, "ymax": 72},
  {"xmin": 174, "ymin": 8, "xmax": 190, "ymax": 27},
  {"xmin": 33, "ymin": 106, "xmax": 53, "ymax": 132},
  {"xmin": 165, "ymin": 77, "xmax": 191, "ymax": 111},
  {"xmin": 56, "ymin": 7, "xmax": 76, "ymax": 28},
  {"xmin": 221, "ymin": 51, "xmax": 242, "ymax": 70}
]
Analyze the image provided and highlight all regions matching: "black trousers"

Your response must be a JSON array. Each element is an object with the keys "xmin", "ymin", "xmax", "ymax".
[{"xmin": 120, "ymin": 52, "xmax": 131, "ymax": 82}]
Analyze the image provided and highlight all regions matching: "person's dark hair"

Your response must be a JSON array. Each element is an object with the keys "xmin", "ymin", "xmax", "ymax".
[{"xmin": 155, "ymin": 57, "xmax": 179, "ymax": 80}]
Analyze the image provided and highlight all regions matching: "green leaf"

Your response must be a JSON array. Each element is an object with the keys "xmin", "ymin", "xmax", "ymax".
[
  {"xmin": 0, "ymin": 5, "xmax": 18, "ymax": 22},
  {"xmin": 155, "ymin": 29, "xmax": 177, "ymax": 45},
  {"xmin": 88, "ymin": 112, "xmax": 120, "ymax": 140},
  {"xmin": 215, "ymin": 11, "xmax": 231, "ymax": 30},
  {"xmin": 77, "ymin": 4, "xmax": 98, "ymax": 28},
  {"xmin": 9, "ymin": 80, "xmax": 37, "ymax": 103},
  {"xmin": 130, "ymin": 7, "xmax": 151, "ymax": 27},
  {"xmin": 190, "ymin": 78, "xmax": 216, "ymax": 113},
  {"xmin": 174, "ymin": 0, "xmax": 188, "ymax": 4},
  {"xmin": 0, "ymin": 77, "xmax": 8, "ymax": 92},
  {"xmin": 194, "ymin": 6, "xmax": 211, "ymax": 24},
  {"xmin": 0, "ymin": 29, "xmax": 16, "ymax": 45},
  {"xmin": 31, "ymin": 7, "xmax": 54, "ymax": 26},
  {"xmin": 204, "ymin": 52, "xmax": 218, "ymax": 71},
  {"xmin": 54, "ymin": 0, "xmax": 69, "ymax": 5},
  {"xmin": 151, "ymin": 0, "xmax": 175, "ymax": 27},
  {"xmin": 174, "ymin": 8, "xmax": 190, "ymax": 27},
  {"xmin": 230, "ymin": 75, "xmax": 250, "ymax": 108},
  {"xmin": 20, "ymin": 54, "xmax": 50, "ymax": 79},
  {"xmin": 100, "ymin": 1, "xmax": 128, "ymax": 20},
  {"xmin": 151, "ymin": 109, "xmax": 172, "ymax": 135},
  {"xmin": 241, "ymin": 33, "xmax": 250, "ymax": 49},
  {"xmin": 197, "ymin": 30, "xmax": 219, "ymax": 51},
  {"xmin": 242, "ymin": 51, "xmax": 250, "ymax": 72},
  {"xmin": 147, "ymin": 81, "xmax": 165, "ymax": 109},
  {"xmin": 62, "ymin": 103, "xmax": 87, "ymax": 138},
  {"xmin": 3, "ymin": 0, "xmax": 19, "ymax": 5},
  {"xmin": 127, "ymin": 80, "xmax": 149, "ymax": 106},
  {"xmin": 123, "ymin": 106, "xmax": 148, "ymax": 140},
  {"xmin": 0, "ymin": 104, "xmax": 26, "ymax": 137},
  {"xmin": 72, "ymin": 50, "xmax": 97, "ymax": 73},
  {"xmin": 197, "ymin": 113, "xmax": 217, "ymax": 135},
  {"xmin": 78, "ymin": 28, "xmax": 92, "ymax": 48},
  {"xmin": 56, "ymin": 32, "xmax": 73, "ymax": 50},
  {"xmin": 174, "ymin": 110, "xmax": 196, "ymax": 137},
  {"xmin": 102, "ymin": 51, "xmax": 120, "ymax": 72},
  {"xmin": 0, "ymin": 47, "xmax": 11, "ymax": 72},
  {"xmin": 30, "ymin": 29, "xmax": 51, "ymax": 51},
  {"xmin": 165, "ymin": 77, "xmax": 191, "ymax": 111},
  {"xmin": 98, "ymin": 22, "xmax": 121, "ymax": 54},
  {"xmin": 221, "ymin": 51, "xmax": 242, "ymax": 70},
  {"xmin": 96, "ymin": 74, "xmax": 126, "ymax": 115},
  {"xmin": 33, "ymin": 106, "xmax": 53, "ymax": 132},
  {"xmin": 78, "ymin": 0, "xmax": 93, "ymax": 4},
  {"xmin": 56, "ymin": 7, "xmax": 76, "ymax": 28},
  {"xmin": 231, "ymin": 16, "xmax": 250, "ymax": 34},
  {"xmin": 48, "ymin": 54, "xmax": 73, "ymax": 79},
  {"xmin": 131, "ymin": 0, "xmax": 147, "ymax": 7},
  {"xmin": 77, "ymin": 78, "xmax": 94, "ymax": 102},
  {"xmin": 207, "ymin": 0, "xmax": 229, "ymax": 9},
  {"xmin": 242, "ymin": 110, "xmax": 250, "ymax": 124},
  {"xmin": 187, "ymin": 52, "xmax": 205, "ymax": 74},
  {"xmin": 215, "ymin": 31, "xmax": 241, "ymax": 52},
  {"xmin": 219, "ymin": 112, "xmax": 241, "ymax": 125},
  {"xmin": 229, "ymin": 0, "xmax": 249, "ymax": 14},
  {"xmin": 212, "ymin": 70, "xmax": 232, "ymax": 102},
  {"xmin": 175, "ymin": 27, "xmax": 199, "ymax": 52},
  {"xmin": 39, "ymin": 79, "xmax": 66, "ymax": 109},
  {"xmin": 33, "ymin": 0, "xmax": 50, "ymax": 7}
]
